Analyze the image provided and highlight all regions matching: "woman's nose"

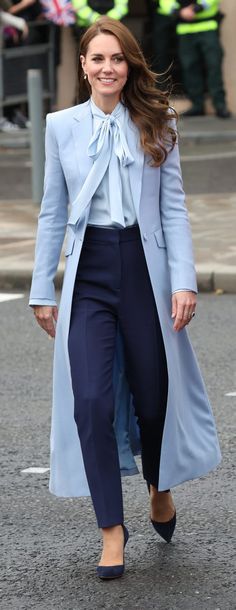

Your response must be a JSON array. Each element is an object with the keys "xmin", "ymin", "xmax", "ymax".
[{"xmin": 102, "ymin": 61, "xmax": 113, "ymax": 73}]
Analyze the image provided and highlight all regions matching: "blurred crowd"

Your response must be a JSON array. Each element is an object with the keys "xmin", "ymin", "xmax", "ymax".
[{"xmin": 0, "ymin": 0, "xmax": 231, "ymax": 132}]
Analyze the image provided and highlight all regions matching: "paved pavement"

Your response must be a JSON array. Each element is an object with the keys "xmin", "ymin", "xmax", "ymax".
[{"xmin": 0, "ymin": 114, "xmax": 236, "ymax": 292}]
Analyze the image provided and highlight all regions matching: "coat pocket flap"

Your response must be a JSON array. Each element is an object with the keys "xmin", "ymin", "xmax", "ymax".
[{"xmin": 154, "ymin": 227, "xmax": 166, "ymax": 248}]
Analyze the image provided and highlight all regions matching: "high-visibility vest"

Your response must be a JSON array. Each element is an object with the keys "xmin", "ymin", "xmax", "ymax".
[
  {"xmin": 72, "ymin": 0, "xmax": 128, "ymax": 27},
  {"xmin": 156, "ymin": 0, "xmax": 179, "ymax": 16},
  {"xmin": 176, "ymin": 0, "xmax": 220, "ymax": 35}
]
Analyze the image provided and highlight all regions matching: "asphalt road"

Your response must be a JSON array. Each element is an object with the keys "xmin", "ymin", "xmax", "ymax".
[{"xmin": 1, "ymin": 293, "xmax": 236, "ymax": 610}]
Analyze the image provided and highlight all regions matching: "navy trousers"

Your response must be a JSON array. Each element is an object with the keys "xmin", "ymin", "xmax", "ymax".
[{"xmin": 68, "ymin": 225, "xmax": 168, "ymax": 528}]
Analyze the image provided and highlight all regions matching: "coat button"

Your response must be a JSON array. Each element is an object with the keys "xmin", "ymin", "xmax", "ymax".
[{"xmin": 143, "ymin": 232, "xmax": 148, "ymax": 241}]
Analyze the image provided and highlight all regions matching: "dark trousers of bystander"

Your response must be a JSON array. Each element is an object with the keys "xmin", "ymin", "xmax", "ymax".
[{"xmin": 178, "ymin": 29, "xmax": 227, "ymax": 112}]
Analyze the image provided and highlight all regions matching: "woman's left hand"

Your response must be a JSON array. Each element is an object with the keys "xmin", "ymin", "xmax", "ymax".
[{"xmin": 171, "ymin": 291, "xmax": 197, "ymax": 332}]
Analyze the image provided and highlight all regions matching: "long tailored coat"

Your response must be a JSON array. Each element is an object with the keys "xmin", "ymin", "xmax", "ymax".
[{"xmin": 29, "ymin": 100, "xmax": 221, "ymax": 497}]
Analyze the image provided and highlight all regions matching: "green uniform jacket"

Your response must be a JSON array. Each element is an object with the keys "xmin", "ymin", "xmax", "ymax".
[
  {"xmin": 71, "ymin": 0, "xmax": 128, "ymax": 27},
  {"xmin": 154, "ymin": 0, "xmax": 221, "ymax": 33},
  {"xmin": 177, "ymin": 0, "xmax": 221, "ymax": 34}
]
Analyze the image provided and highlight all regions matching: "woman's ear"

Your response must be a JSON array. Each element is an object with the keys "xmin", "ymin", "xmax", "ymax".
[{"xmin": 80, "ymin": 55, "xmax": 86, "ymax": 71}]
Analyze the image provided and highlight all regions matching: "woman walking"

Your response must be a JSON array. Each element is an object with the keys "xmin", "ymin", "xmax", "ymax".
[{"xmin": 30, "ymin": 16, "xmax": 221, "ymax": 580}]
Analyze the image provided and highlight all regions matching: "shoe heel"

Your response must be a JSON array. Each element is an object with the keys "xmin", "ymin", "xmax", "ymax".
[{"xmin": 123, "ymin": 524, "xmax": 129, "ymax": 548}]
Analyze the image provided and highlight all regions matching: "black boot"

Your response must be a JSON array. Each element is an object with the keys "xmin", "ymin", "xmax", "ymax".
[
  {"xmin": 216, "ymin": 107, "xmax": 232, "ymax": 119},
  {"xmin": 181, "ymin": 106, "xmax": 205, "ymax": 117}
]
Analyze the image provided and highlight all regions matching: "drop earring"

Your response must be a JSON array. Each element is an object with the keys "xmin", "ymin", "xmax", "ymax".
[{"xmin": 84, "ymin": 73, "xmax": 87, "ymax": 80}]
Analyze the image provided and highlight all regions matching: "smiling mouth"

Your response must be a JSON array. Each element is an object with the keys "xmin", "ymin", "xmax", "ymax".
[{"xmin": 98, "ymin": 78, "xmax": 116, "ymax": 83}]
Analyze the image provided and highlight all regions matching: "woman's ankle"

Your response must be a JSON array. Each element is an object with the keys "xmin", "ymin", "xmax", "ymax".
[
  {"xmin": 99, "ymin": 525, "xmax": 125, "ymax": 566},
  {"xmin": 150, "ymin": 487, "xmax": 175, "ymax": 522},
  {"xmin": 101, "ymin": 524, "xmax": 123, "ymax": 538},
  {"xmin": 150, "ymin": 485, "xmax": 170, "ymax": 497}
]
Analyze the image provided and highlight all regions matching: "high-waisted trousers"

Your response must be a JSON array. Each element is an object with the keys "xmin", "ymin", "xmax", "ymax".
[{"xmin": 68, "ymin": 225, "xmax": 168, "ymax": 528}]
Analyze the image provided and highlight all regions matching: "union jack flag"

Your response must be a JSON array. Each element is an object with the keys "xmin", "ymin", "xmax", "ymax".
[{"xmin": 40, "ymin": 0, "xmax": 76, "ymax": 26}]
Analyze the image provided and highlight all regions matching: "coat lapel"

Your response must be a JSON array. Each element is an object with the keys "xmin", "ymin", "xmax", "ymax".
[
  {"xmin": 72, "ymin": 101, "xmax": 93, "ymax": 185},
  {"xmin": 126, "ymin": 116, "xmax": 144, "ymax": 220},
  {"xmin": 68, "ymin": 101, "xmax": 93, "ymax": 228}
]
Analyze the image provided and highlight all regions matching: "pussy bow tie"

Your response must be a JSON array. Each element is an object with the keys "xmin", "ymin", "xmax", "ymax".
[{"xmin": 68, "ymin": 101, "xmax": 134, "ymax": 228}]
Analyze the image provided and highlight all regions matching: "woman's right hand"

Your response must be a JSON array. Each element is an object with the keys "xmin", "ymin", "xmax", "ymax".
[{"xmin": 32, "ymin": 306, "xmax": 58, "ymax": 338}]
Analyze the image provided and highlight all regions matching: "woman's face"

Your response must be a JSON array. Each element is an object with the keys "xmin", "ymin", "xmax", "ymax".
[{"xmin": 80, "ymin": 33, "xmax": 129, "ymax": 109}]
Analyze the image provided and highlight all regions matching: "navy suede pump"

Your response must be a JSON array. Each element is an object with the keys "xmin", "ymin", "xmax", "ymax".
[
  {"xmin": 147, "ymin": 484, "xmax": 176, "ymax": 542},
  {"xmin": 151, "ymin": 511, "xmax": 176, "ymax": 543},
  {"xmin": 97, "ymin": 525, "xmax": 129, "ymax": 580}
]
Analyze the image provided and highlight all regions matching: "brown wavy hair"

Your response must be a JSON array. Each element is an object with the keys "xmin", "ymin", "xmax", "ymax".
[{"xmin": 77, "ymin": 16, "xmax": 177, "ymax": 167}]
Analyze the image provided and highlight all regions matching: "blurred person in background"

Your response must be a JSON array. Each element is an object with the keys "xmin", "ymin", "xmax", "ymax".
[
  {"xmin": 2, "ymin": 0, "xmax": 45, "ymax": 129},
  {"xmin": 72, "ymin": 0, "xmax": 128, "ymax": 31},
  {"xmin": 0, "ymin": 0, "xmax": 28, "ymax": 32},
  {"xmin": 8, "ymin": 0, "xmax": 43, "ymax": 41},
  {"xmin": 1, "ymin": 0, "xmax": 58, "ymax": 129},
  {"xmin": 71, "ymin": 0, "xmax": 128, "ymax": 49},
  {"xmin": 176, "ymin": 0, "xmax": 231, "ymax": 118},
  {"xmin": 150, "ymin": 0, "xmax": 178, "ymax": 78},
  {"xmin": 0, "ymin": 0, "xmax": 29, "ymax": 131},
  {"xmin": 0, "ymin": 0, "xmax": 28, "ymax": 43}
]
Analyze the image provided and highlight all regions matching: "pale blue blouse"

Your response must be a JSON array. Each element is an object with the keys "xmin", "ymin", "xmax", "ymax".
[{"xmin": 88, "ymin": 98, "xmax": 137, "ymax": 228}]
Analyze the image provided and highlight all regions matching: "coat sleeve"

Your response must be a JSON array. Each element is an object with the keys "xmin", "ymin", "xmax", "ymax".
[
  {"xmin": 29, "ymin": 114, "xmax": 69, "ymax": 306},
  {"xmin": 160, "ymin": 132, "xmax": 198, "ymax": 294}
]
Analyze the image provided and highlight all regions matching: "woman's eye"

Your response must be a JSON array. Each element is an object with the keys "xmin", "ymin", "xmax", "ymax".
[{"xmin": 91, "ymin": 57, "xmax": 124, "ymax": 63}]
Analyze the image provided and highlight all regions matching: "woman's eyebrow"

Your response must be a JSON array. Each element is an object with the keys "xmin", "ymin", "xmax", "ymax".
[{"xmin": 90, "ymin": 53, "xmax": 124, "ymax": 58}]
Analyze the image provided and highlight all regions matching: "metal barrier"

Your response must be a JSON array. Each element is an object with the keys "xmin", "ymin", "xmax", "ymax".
[
  {"xmin": 0, "ymin": 20, "xmax": 56, "ymax": 118},
  {"xmin": 28, "ymin": 70, "xmax": 45, "ymax": 204}
]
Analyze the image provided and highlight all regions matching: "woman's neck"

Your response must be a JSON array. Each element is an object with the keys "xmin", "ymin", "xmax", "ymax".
[{"xmin": 91, "ymin": 94, "xmax": 121, "ymax": 115}]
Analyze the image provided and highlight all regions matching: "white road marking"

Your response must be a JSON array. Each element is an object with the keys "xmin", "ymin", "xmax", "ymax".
[
  {"xmin": 225, "ymin": 392, "xmax": 236, "ymax": 397},
  {"xmin": 21, "ymin": 467, "xmax": 50, "ymax": 474},
  {"xmin": 0, "ymin": 293, "xmax": 24, "ymax": 303}
]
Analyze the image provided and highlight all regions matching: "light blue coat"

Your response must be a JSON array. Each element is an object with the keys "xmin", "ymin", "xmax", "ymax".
[{"xmin": 29, "ymin": 100, "xmax": 221, "ymax": 496}]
